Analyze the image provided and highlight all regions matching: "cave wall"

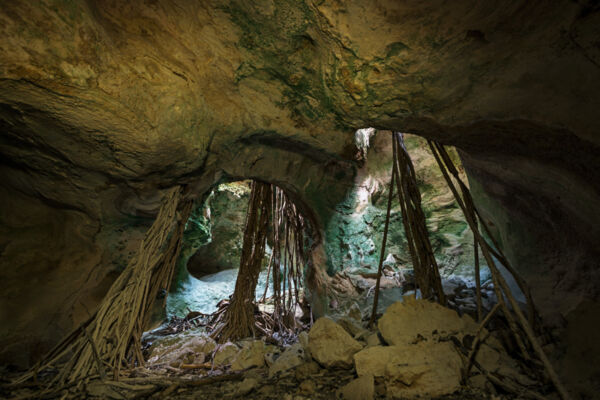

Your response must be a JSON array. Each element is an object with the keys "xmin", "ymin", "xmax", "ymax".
[
  {"xmin": 1, "ymin": 2, "xmax": 599, "ymax": 391},
  {"xmin": 186, "ymin": 183, "xmax": 250, "ymax": 278},
  {"xmin": 323, "ymin": 131, "xmax": 478, "ymax": 279}
]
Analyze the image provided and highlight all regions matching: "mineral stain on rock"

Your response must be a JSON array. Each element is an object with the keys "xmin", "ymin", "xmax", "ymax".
[{"xmin": 1, "ymin": 1, "xmax": 600, "ymax": 399}]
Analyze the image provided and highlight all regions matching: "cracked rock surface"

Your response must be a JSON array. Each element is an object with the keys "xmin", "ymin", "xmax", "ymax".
[{"xmin": 1, "ymin": 1, "xmax": 599, "ymax": 395}]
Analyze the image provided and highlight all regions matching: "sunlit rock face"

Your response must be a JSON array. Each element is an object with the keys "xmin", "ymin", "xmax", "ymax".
[
  {"xmin": 324, "ymin": 131, "xmax": 476, "ymax": 278},
  {"xmin": 1, "ymin": 1, "xmax": 599, "ymax": 388},
  {"xmin": 187, "ymin": 183, "xmax": 250, "ymax": 278}
]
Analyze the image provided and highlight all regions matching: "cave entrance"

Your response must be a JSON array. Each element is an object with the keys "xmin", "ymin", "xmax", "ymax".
[
  {"xmin": 12, "ymin": 131, "xmax": 570, "ymax": 399},
  {"xmin": 152, "ymin": 179, "xmax": 315, "ymax": 341},
  {"xmin": 324, "ymin": 129, "xmax": 495, "ymax": 319}
]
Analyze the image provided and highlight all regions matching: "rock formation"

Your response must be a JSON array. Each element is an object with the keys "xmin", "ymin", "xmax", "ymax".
[{"xmin": 1, "ymin": 1, "xmax": 599, "ymax": 395}]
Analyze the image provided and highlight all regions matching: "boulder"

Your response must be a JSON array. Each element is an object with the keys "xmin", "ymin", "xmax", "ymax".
[
  {"xmin": 299, "ymin": 379, "xmax": 317, "ymax": 395},
  {"xmin": 146, "ymin": 333, "xmax": 216, "ymax": 366},
  {"xmin": 231, "ymin": 340, "xmax": 267, "ymax": 371},
  {"xmin": 347, "ymin": 302, "xmax": 363, "ymax": 321},
  {"xmin": 298, "ymin": 331, "xmax": 310, "ymax": 357},
  {"xmin": 308, "ymin": 317, "xmax": 363, "ymax": 368},
  {"xmin": 212, "ymin": 342, "xmax": 240, "ymax": 366},
  {"xmin": 386, "ymin": 342, "xmax": 462, "ymax": 398},
  {"xmin": 193, "ymin": 336, "xmax": 217, "ymax": 354},
  {"xmin": 365, "ymin": 332, "xmax": 382, "ymax": 348},
  {"xmin": 398, "ymin": 267, "xmax": 415, "ymax": 286},
  {"xmin": 474, "ymin": 342, "xmax": 501, "ymax": 372},
  {"xmin": 378, "ymin": 296, "xmax": 478, "ymax": 345},
  {"xmin": 354, "ymin": 345, "xmax": 393, "ymax": 377},
  {"xmin": 294, "ymin": 361, "xmax": 321, "ymax": 380},
  {"xmin": 336, "ymin": 375, "xmax": 375, "ymax": 400},
  {"xmin": 235, "ymin": 378, "xmax": 258, "ymax": 396},
  {"xmin": 467, "ymin": 374, "xmax": 488, "ymax": 390},
  {"xmin": 353, "ymin": 342, "xmax": 462, "ymax": 399},
  {"xmin": 269, "ymin": 343, "xmax": 306, "ymax": 377},
  {"xmin": 337, "ymin": 316, "xmax": 368, "ymax": 338},
  {"xmin": 264, "ymin": 350, "xmax": 280, "ymax": 367}
]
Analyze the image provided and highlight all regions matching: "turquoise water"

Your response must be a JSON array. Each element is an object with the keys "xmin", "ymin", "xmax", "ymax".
[{"xmin": 166, "ymin": 268, "xmax": 273, "ymax": 317}]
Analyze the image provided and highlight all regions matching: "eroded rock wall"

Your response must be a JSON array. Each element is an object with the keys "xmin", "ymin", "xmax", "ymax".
[
  {"xmin": 187, "ymin": 182, "xmax": 250, "ymax": 278},
  {"xmin": 1, "ymin": 3, "xmax": 599, "ymax": 392},
  {"xmin": 324, "ymin": 131, "xmax": 477, "ymax": 279}
]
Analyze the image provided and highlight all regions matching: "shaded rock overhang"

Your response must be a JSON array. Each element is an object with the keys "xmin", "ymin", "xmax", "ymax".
[{"xmin": 0, "ymin": 0, "xmax": 599, "ymax": 367}]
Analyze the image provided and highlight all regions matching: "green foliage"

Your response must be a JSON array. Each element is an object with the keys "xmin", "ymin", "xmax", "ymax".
[{"xmin": 183, "ymin": 208, "xmax": 211, "ymax": 250}]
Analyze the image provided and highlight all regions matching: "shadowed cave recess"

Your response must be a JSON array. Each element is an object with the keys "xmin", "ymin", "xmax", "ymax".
[{"xmin": 1, "ymin": 1, "xmax": 599, "ymax": 399}]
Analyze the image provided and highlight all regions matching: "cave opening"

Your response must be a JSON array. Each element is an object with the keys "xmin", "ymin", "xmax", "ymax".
[
  {"xmin": 3, "ymin": 2, "xmax": 598, "ymax": 396},
  {"xmin": 3, "ymin": 128, "xmax": 569, "ymax": 400},
  {"xmin": 134, "ymin": 130, "xmax": 529, "ymax": 386},
  {"xmin": 144, "ymin": 178, "xmax": 317, "ymax": 343},
  {"xmin": 153, "ymin": 130, "xmax": 497, "ymax": 337}
]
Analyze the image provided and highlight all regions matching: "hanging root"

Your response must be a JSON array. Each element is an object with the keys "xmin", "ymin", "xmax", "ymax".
[
  {"xmin": 270, "ymin": 186, "xmax": 308, "ymax": 334},
  {"xmin": 368, "ymin": 154, "xmax": 395, "ymax": 327},
  {"xmin": 215, "ymin": 181, "xmax": 272, "ymax": 342},
  {"xmin": 13, "ymin": 186, "xmax": 193, "ymax": 389},
  {"xmin": 393, "ymin": 133, "xmax": 446, "ymax": 304},
  {"xmin": 367, "ymin": 134, "xmax": 570, "ymax": 399},
  {"xmin": 427, "ymin": 140, "xmax": 571, "ymax": 400},
  {"xmin": 370, "ymin": 132, "xmax": 446, "ymax": 329},
  {"xmin": 212, "ymin": 181, "xmax": 310, "ymax": 343}
]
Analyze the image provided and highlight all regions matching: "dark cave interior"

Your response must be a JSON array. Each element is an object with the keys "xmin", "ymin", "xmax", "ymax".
[{"xmin": 1, "ymin": 1, "xmax": 599, "ymax": 399}]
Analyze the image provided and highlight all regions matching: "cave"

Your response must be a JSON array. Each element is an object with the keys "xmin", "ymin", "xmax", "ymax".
[{"xmin": 1, "ymin": 1, "xmax": 599, "ymax": 399}]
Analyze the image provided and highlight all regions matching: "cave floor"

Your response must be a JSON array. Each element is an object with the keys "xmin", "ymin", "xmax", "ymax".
[
  {"xmin": 0, "ymin": 368, "xmax": 497, "ymax": 400},
  {"xmin": 144, "ymin": 367, "xmax": 494, "ymax": 400}
]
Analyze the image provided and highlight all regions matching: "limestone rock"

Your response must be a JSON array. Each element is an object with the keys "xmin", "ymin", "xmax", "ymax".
[
  {"xmin": 336, "ymin": 375, "xmax": 374, "ymax": 400},
  {"xmin": 378, "ymin": 296, "xmax": 478, "ymax": 345},
  {"xmin": 474, "ymin": 343, "xmax": 502, "ymax": 372},
  {"xmin": 348, "ymin": 302, "xmax": 363, "ymax": 321},
  {"xmin": 235, "ymin": 378, "xmax": 258, "ymax": 396},
  {"xmin": 146, "ymin": 334, "xmax": 215, "ymax": 366},
  {"xmin": 231, "ymin": 340, "xmax": 266, "ymax": 371},
  {"xmin": 337, "ymin": 316, "xmax": 368, "ymax": 338},
  {"xmin": 295, "ymin": 361, "xmax": 321, "ymax": 380},
  {"xmin": 264, "ymin": 350, "xmax": 280, "ymax": 367},
  {"xmin": 354, "ymin": 342, "xmax": 462, "ymax": 399},
  {"xmin": 187, "ymin": 186, "xmax": 249, "ymax": 277},
  {"xmin": 194, "ymin": 336, "xmax": 217, "ymax": 354},
  {"xmin": 269, "ymin": 343, "xmax": 305, "ymax": 377},
  {"xmin": 473, "ymin": 341, "xmax": 531, "ymax": 385},
  {"xmin": 354, "ymin": 345, "xmax": 393, "ymax": 377},
  {"xmin": 299, "ymin": 379, "xmax": 317, "ymax": 395},
  {"xmin": 308, "ymin": 317, "xmax": 363, "ymax": 368},
  {"xmin": 467, "ymin": 373, "xmax": 488, "ymax": 390},
  {"xmin": 365, "ymin": 332, "xmax": 381, "ymax": 348},
  {"xmin": 212, "ymin": 342, "xmax": 239, "ymax": 367},
  {"xmin": 385, "ymin": 342, "xmax": 462, "ymax": 398},
  {"xmin": 298, "ymin": 331, "xmax": 310, "ymax": 358}
]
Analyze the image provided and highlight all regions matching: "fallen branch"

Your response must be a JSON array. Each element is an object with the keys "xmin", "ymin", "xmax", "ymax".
[{"xmin": 463, "ymin": 303, "xmax": 500, "ymax": 379}]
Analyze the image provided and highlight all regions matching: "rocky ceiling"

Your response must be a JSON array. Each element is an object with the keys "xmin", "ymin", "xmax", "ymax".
[{"xmin": 1, "ymin": 0, "xmax": 599, "ymax": 372}]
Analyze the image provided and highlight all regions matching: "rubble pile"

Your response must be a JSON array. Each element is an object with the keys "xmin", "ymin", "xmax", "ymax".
[
  {"xmin": 36, "ymin": 296, "xmax": 542, "ymax": 399},
  {"xmin": 4, "ymin": 296, "xmax": 549, "ymax": 399}
]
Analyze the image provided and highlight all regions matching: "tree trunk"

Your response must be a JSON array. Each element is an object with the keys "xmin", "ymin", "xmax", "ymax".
[{"xmin": 218, "ymin": 181, "xmax": 272, "ymax": 341}]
